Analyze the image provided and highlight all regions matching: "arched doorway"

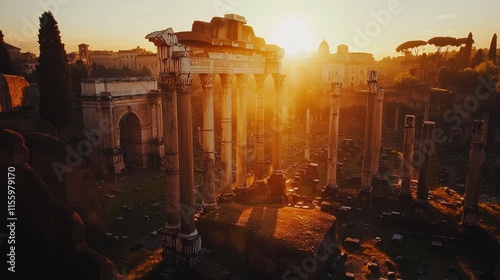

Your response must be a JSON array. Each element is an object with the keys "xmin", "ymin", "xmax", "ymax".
[{"xmin": 119, "ymin": 112, "xmax": 143, "ymax": 168}]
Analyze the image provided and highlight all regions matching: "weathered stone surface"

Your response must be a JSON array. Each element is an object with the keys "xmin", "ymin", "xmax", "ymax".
[{"xmin": 0, "ymin": 128, "xmax": 117, "ymax": 279}]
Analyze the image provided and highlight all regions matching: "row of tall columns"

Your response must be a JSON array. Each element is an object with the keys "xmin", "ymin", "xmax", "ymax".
[
  {"xmin": 219, "ymin": 74, "xmax": 234, "ymax": 200},
  {"xmin": 415, "ymin": 121, "xmax": 435, "ymax": 218},
  {"xmin": 462, "ymin": 120, "xmax": 485, "ymax": 226},
  {"xmin": 359, "ymin": 71, "xmax": 378, "ymax": 206},
  {"xmin": 200, "ymin": 73, "xmax": 284, "ymax": 201},
  {"xmin": 400, "ymin": 115, "xmax": 415, "ymax": 199},
  {"xmin": 326, "ymin": 82, "xmax": 341, "ymax": 188}
]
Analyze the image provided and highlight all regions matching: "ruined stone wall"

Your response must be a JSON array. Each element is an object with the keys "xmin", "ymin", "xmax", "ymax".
[{"xmin": 0, "ymin": 74, "xmax": 30, "ymax": 112}]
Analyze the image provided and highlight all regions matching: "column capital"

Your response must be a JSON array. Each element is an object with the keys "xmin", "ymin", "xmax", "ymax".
[
  {"xmin": 219, "ymin": 74, "xmax": 234, "ymax": 88},
  {"xmin": 272, "ymin": 74, "xmax": 286, "ymax": 86},
  {"xmin": 236, "ymin": 74, "xmax": 249, "ymax": 87},
  {"xmin": 159, "ymin": 73, "xmax": 177, "ymax": 91},
  {"xmin": 199, "ymin": 74, "xmax": 215, "ymax": 88},
  {"xmin": 254, "ymin": 74, "xmax": 268, "ymax": 88},
  {"xmin": 176, "ymin": 74, "xmax": 192, "ymax": 93}
]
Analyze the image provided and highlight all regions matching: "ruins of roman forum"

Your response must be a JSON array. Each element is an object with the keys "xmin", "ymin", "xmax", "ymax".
[{"xmin": 76, "ymin": 14, "xmax": 492, "ymax": 266}]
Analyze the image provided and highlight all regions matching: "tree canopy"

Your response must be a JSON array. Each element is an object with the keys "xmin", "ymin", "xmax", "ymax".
[
  {"xmin": 427, "ymin": 37, "xmax": 460, "ymax": 53},
  {"xmin": 37, "ymin": 11, "xmax": 71, "ymax": 128},
  {"xmin": 396, "ymin": 40, "xmax": 427, "ymax": 59}
]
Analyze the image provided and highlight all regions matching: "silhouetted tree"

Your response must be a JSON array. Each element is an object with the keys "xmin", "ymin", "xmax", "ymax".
[
  {"xmin": 70, "ymin": 59, "xmax": 88, "ymax": 96},
  {"xmin": 428, "ymin": 36, "xmax": 460, "ymax": 61},
  {"xmin": 457, "ymin": 32, "xmax": 474, "ymax": 68},
  {"xmin": 396, "ymin": 40, "xmax": 427, "ymax": 59},
  {"xmin": 471, "ymin": 49, "xmax": 484, "ymax": 68},
  {"xmin": 488, "ymin": 33, "xmax": 497, "ymax": 63},
  {"xmin": 37, "ymin": 11, "xmax": 71, "ymax": 128},
  {"xmin": 0, "ymin": 30, "xmax": 13, "ymax": 74}
]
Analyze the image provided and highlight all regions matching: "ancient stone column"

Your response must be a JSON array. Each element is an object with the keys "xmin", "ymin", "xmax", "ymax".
[
  {"xmin": 160, "ymin": 74, "xmax": 180, "ymax": 231},
  {"xmin": 236, "ymin": 74, "xmax": 249, "ymax": 189},
  {"xmin": 199, "ymin": 74, "xmax": 216, "ymax": 211},
  {"xmin": 254, "ymin": 74, "xmax": 267, "ymax": 183},
  {"xmin": 219, "ymin": 74, "xmax": 234, "ymax": 201},
  {"xmin": 372, "ymin": 89, "xmax": 384, "ymax": 174},
  {"xmin": 146, "ymin": 28, "xmax": 200, "ymax": 266},
  {"xmin": 326, "ymin": 81, "xmax": 341, "ymax": 188},
  {"xmin": 415, "ymin": 121, "xmax": 435, "ymax": 217},
  {"xmin": 462, "ymin": 120, "xmax": 485, "ymax": 226},
  {"xmin": 400, "ymin": 115, "xmax": 415, "ymax": 199},
  {"xmin": 176, "ymin": 73, "xmax": 202, "ymax": 265},
  {"xmin": 305, "ymin": 109, "xmax": 311, "ymax": 161},
  {"xmin": 269, "ymin": 74, "xmax": 286, "ymax": 199},
  {"xmin": 360, "ymin": 70, "xmax": 378, "ymax": 206}
]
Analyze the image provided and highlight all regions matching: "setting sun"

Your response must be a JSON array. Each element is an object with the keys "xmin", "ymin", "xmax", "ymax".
[{"xmin": 270, "ymin": 17, "xmax": 315, "ymax": 54}]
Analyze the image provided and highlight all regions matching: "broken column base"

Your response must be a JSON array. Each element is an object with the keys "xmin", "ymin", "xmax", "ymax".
[
  {"xmin": 414, "ymin": 199, "xmax": 428, "ymax": 219},
  {"xmin": 268, "ymin": 171, "xmax": 286, "ymax": 203},
  {"xmin": 218, "ymin": 192, "xmax": 235, "ymax": 203},
  {"xmin": 461, "ymin": 206, "xmax": 479, "ymax": 227},
  {"xmin": 163, "ymin": 230, "xmax": 202, "ymax": 268},
  {"xmin": 201, "ymin": 202, "xmax": 218, "ymax": 213},
  {"xmin": 358, "ymin": 188, "xmax": 372, "ymax": 207}
]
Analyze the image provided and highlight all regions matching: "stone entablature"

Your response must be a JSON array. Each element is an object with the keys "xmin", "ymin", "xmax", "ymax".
[{"xmin": 81, "ymin": 77, "xmax": 158, "ymax": 98}]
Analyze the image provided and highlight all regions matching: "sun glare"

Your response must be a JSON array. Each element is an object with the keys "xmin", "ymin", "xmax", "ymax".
[{"xmin": 271, "ymin": 17, "xmax": 314, "ymax": 55}]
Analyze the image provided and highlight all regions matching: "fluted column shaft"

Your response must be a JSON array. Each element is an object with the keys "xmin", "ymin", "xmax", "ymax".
[
  {"xmin": 177, "ymin": 74, "xmax": 196, "ymax": 236},
  {"xmin": 200, "ymin": 74, "xmax": 216, "ymax": 210},
  {"xmin": 272, "ymin": 74, "xmax": 286, "ymax": 173},
  {"xmin": 236, "ymin": 74, "xmax": 249, "ymax": 189},
  {"xmin": 401, "ymin": 115, "xmax": 415, "ymax": 197},
  {"xmin": 327, "ymin": 82, "xmax": 341, "ymax": 187},
  {"xmin": 372, "ymin": 89, "xmax": 384, "ymax": 174},
  {"xmin": 220, "ymin": 74, "xmax": 234, "ymax": 197},
  {"xmin": 416, "ymin": 121, "xmax": 435, "ymax": 202},
  {"xmin": 254, "ymin": 74, "xmax": 267, "ymax": 182},
  {"xmin": 361, "ymin": 71, "xmax": 378, "ymax": 191},
  {"xmin": 160, "ymin": 75, "xmax": 180, "ymax": 230}
]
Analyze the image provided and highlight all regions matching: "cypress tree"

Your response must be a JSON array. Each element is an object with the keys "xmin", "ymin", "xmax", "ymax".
[
  {"xmin": 0, "ymin": 30, "xmax": 14, "ymax": 74},
  {"xmin": 488, "ymin": 33, "xmax": 497, "ymax": 63},
  {"xmin": 37, "ymin": 11, "xmax": 71, "ymax": 128}
]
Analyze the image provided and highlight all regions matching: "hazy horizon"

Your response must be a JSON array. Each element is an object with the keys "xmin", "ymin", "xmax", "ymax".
[{"xmin": 1, "ymin": 0, "xmax": 499, "ymax": 59}]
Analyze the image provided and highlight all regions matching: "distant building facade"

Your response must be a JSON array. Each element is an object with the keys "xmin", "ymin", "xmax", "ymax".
[
  {"xmin": 79, "ymin": 44, "xmax": 158, "ymax": 76},
  {"xmin": 310, "ymin": 40, "xmax": 375, "ymax": 88}
]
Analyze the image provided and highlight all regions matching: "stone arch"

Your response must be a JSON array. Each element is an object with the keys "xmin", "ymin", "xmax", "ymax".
[{"xmin": 117, "ymin": 111, "xmax": 144, "ymax": 168}]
